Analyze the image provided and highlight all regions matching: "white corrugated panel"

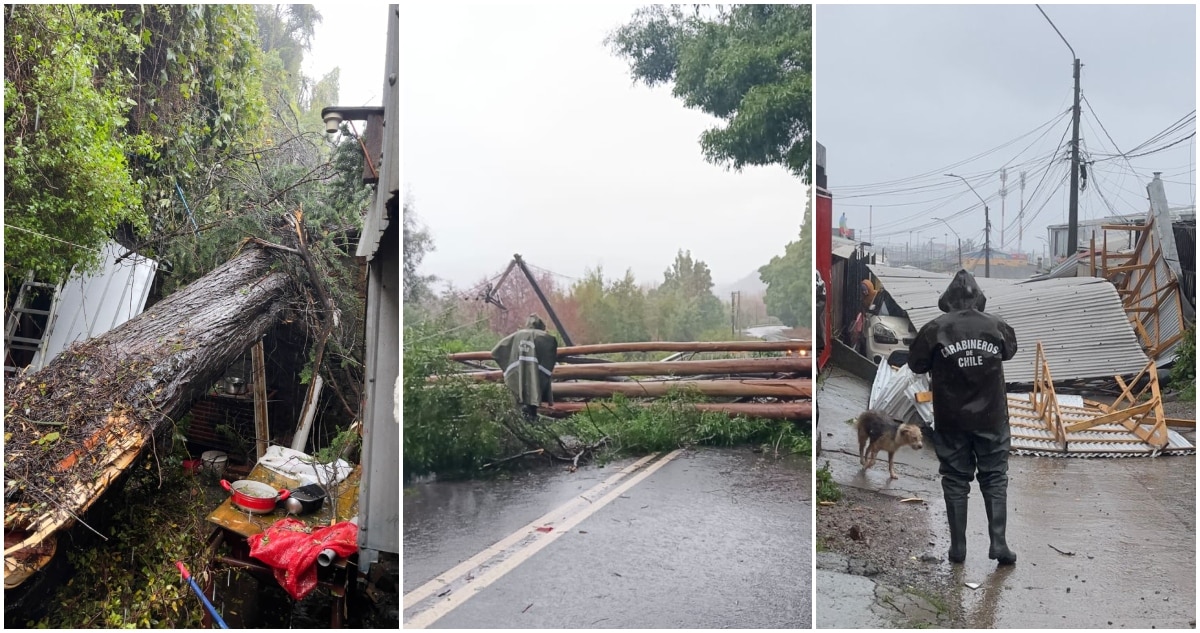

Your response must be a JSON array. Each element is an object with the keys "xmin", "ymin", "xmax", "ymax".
[
  {"xmin": 869, "ymin": 265, "xmax": 1150, "ymax": 383},
  {"xmin": 35, "ymin": 241, "xmax": 157, "ymax": 369}
]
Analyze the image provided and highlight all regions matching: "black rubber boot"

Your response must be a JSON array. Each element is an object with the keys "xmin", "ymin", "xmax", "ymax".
[
  {"xmin": 945, "ymin": 496, "xmax": 968, "ymax": 563},
  {"xmin": 976, "ymin": 427, "xmax": 1016, "ymax": 565},
  {"xmin": 933, "ymin": 429, "xmax": 974, "ymax": 565},
  {"xmin": 982, "ymin": 489, "xmax": 1016, "ymax": 565}
]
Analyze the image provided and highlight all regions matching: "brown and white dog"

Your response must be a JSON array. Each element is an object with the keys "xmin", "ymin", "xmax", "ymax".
[{"xmin": 856, "ymin": 410, "xmax": 924, "ymax": 480}]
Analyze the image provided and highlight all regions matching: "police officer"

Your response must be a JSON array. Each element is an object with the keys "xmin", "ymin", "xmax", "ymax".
[{"xmin": 907, "ymin": 270, "xmax": 1018, "ymax": 566}]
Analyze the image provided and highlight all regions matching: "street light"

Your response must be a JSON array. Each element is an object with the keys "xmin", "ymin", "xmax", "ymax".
[
  {"xmin": 945, "ymin": 173, "xmax": 991, "ymax": 278},
  {"xmin": 932, "ymin": 217, "xmax": 963, "ymax": 268}
]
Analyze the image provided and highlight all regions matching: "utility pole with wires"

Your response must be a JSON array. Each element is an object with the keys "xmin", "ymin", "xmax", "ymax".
[
  {"xmin": 999, "ymin": 168, "xmax": 1008, "ymax": 251},
  {"xmin": 1018, "ymin": 170, "xmax": 1027, "ymax": 254},
  {"xmin": 1037, "ymin": 4, "xmax": 1082, "ymax": 257}
]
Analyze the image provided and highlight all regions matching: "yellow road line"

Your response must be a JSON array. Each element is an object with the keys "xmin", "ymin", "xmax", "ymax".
[
  {"xmin": 402, "ymin": 452, "xmax": 660, "ymax": 609},
  {"xmin": 404, "ymin": 448, "xmax": 685, "ymax": 629}
]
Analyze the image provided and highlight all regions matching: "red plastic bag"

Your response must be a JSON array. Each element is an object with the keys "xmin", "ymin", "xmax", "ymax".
[{"xmin": 248, "ymin": 518, "xmax": 358, "ymax": 600}]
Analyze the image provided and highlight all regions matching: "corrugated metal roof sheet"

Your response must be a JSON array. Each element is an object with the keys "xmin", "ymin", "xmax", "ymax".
[
  {"xmin": 1135, "ymin": 176, "xmax": 1187, "ymax": 361},
  {"xmin": 869, "ymin": 264, "xmax": 1150, "ymax": 383}
]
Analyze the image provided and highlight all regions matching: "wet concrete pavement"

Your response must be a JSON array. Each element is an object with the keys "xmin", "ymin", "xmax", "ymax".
[
  {"xmin": 404, "ymin": 448, "xmax": 811, "ymax": 628},
  {"xmin": 816, "ymin": 366, "xmax": 1196, "ymax": 629}
]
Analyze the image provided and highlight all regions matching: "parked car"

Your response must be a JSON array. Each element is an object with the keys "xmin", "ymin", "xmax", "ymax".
[{"xmin": 862, "ymin": 290, "xmax": 917, "ymax": 365}]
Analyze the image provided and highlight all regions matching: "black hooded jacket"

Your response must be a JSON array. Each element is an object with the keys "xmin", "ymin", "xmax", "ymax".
[{"xmin": 907, "ymin": 270, "xmax": 1018, "ymax": 432}]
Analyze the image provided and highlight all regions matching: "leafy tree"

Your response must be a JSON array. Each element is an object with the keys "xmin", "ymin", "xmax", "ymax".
[
  {"xmin": 608, "ymin": 4, "xmax": 811, "ymax": 181},
  {"xmin": 571, "ymin": 267, "xmax": 649, "ymax": 344},
  {"xmin": 759, "ymin": 200, "xmax": 811, "ymax": 328},
  {"xmin": 650, "ymin": 250, "xmax": 724, "ymax": 340},
  {"xmin": 403, "ymin": 198, "xmax": 436, "ymax": 304},
  {"xmin": 4, "ymin": 5, "xmax": 147, "ymax": 282}
]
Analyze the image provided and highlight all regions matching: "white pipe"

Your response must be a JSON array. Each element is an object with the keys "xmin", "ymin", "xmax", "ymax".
[{"xmin": 291, "ymin": 375, "xmax": 323, "ymax": 452}]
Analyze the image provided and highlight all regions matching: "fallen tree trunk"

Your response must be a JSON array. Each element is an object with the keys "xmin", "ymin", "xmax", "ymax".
[
  {"xmin": 540, "ymin": 401, "xmax": 812, "ymax": 420},
  {"xmin": 448, "ymin": 339, "xmax": 811, "ymax": 362},
  {"xmin": 436, "ymin": 356, "xmax": 813, "ymax": 382},
  {"xmin": 4, "ymin": 245, "xmax": 297, "ymax": 582},
  {"xmin": 551, "ymin": 378, "xmax": 812, "ymax": 399}
]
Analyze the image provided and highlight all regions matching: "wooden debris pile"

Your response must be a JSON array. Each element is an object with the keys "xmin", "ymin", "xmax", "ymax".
[
  {"xmin": 1009, "ymin": 342, "xmax": 1194, "ymax": 457},
  {"xmin": 439, "ymin": 340, "xmax": 814, "ymax": 421}
]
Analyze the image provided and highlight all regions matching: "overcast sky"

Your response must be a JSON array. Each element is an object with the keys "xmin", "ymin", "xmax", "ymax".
[
  {"xmin": 399, "ymin": 4, "xmax": 805, "ymax": 292},
  {"xmin": 304, "ymin": 5, "xmax": 389, "ymax": 110},
  {"xmin": 816, "ymin": 4, "xmax": 1195, "ymax": 259}
]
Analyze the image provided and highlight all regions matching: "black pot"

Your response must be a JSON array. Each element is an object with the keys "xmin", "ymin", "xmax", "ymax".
[{"xmin": 282, "ymin": 483, "xmax": 327, "ymax": 514}]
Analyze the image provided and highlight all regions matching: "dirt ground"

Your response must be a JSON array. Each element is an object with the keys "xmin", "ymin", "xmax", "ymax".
[{"xmin": 818, "ymin": 485, "xmax": 965, "ymax": 627}]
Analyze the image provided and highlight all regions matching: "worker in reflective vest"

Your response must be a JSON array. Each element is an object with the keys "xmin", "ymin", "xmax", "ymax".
[{"xmin": 490, "ymin": 315, "xmax": 558, "ymax": 421}]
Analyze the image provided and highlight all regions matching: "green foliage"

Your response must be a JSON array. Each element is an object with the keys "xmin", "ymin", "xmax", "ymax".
[
  {"xmin": 402, "ymin": 322, "xmax": 522, "ymax": 479},
  {"xmin": 816, "ymin": 460, "xmax": 841, "ymax": 503},
  {"xmin": 759, "ymin": 200, "xmax": 812, "ymax": 328},
  {"xmin": 553, "ymin": 391, "xmax": 810, "ymax": 458},
  {"xmin": 404, "ymin": 197, "xmax": 437, "ymax": 304},
  {"xmin": 31, "ymin": 456, "xmax": 211, "ymax": 628},
  {"xmin": 649, "ymin": 250, "xmax": 725, "ymax": 340},
  {"xmin": 314, "ymin": 424, "xmax": 360, "ymax": 464},
  {"xmin": 5, "ymin": 5, "xmax": 147, "ymax": 282},
  {"xmin": 571, "ymin": 267, "xmax": 649, "ymax": 343},
  {"xmin": 608, "ymin": 4, "xmax": 811, "ymax": 181},
  {"xmin": 1172, "ymin": 324, "xmax": 1195, "ymax": 401}
]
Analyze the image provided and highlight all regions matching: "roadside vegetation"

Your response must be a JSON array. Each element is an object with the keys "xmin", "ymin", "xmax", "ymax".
[
  {"xmin": 816, "ymin": 461, "xmax": 841, "ymax": 503},
  {"xmin": 403, "ymin": 321, "xmax": 810, "ymax": 480},
  {"xmin": 1172, "ymin": 324, "xmax": 1195, "ymax": 401}
]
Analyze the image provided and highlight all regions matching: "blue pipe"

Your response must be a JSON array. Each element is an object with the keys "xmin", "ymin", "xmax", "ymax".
[{"xmin": 175, "ymin": 561, "xmax": 229, "ymax": 629}]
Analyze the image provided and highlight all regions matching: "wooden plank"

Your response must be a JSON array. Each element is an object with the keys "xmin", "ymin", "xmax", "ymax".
[
  {"xmin": 1064, "ymin": 399, "xmax": 1156, "ymax": 432},
  {"xmin": 552, "ymin": 378, "xmax": 812, "ymax": 399},
  {"xmin": 251, "ymin": 340, "xmax": 269, "ymax": 461},
  {"xmin": 437, "ymin": 356, "xmax": 813, "ymax": 382},
  {"xmin": 541, "ymin": 400, "xmax": 812, "ymax": 420},
  {"xmin": 448, "ymin": 340, "xmax": 812, "ymax": 362}
]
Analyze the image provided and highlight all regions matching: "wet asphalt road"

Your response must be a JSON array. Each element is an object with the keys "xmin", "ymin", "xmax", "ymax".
[
  {"xmin": 404, "ymin": 448, "xmax": 811, "ymax": 628},
  {"xmin": 816, "ymin": 366, "xmax": 1197, "ymax": 629}
]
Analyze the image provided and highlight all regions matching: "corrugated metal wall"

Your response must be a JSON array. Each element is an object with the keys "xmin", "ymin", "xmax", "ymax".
[{"xmin": 870, "ymin": 265, "xmax": 1150, "ymax": 383}]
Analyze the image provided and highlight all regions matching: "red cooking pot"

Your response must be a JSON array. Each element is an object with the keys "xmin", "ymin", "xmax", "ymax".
[{"xmin": 221, "ymin": 479, "xmax": 290, "ymax": 514}]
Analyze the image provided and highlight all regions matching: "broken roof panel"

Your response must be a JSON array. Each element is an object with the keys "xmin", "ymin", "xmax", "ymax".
[{"xmin": 869, "ymin": 264, "xmax": 1150, "ymax": 383}]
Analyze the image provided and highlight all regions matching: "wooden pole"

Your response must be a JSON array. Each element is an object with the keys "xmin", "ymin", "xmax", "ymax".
[
  {"xmin": 540, "ymin": 401, "xmax": 812, "ymax": 420},
  {"xmin": 436, "ymin": 356, "xmax": 813, "ymax": 382},
  {"xmin": 251, "ymin": 340, "xmax": 269, "ymax": 461},
  {"xmin": 551, "ymin": 378, "xmax": 812, "ymax": 399},
  {"xmin": 448, "ymin": 340, "xmax": 811, "ymax": 362}
]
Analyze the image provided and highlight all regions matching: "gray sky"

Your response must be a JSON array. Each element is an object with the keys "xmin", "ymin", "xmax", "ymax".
[
  {"xmin": 816, "ymin": 4, "xmax": 1195, "ymax": 259},
  {"xmin": 400, "ymin": 4, "xmax": 805, "ymax": 292},
  {"xmin": 304, "ymin": 5, "xmax": 389, "ymax": 110}
]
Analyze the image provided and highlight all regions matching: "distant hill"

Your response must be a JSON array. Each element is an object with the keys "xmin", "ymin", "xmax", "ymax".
[{"xmin": 714, "ymin": 270, "xmax": 767, "ymax": 298}]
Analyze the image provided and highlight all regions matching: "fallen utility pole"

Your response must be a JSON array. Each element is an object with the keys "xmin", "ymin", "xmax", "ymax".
[
  {"xmin": 448, "ymin": 339, "xmax": 811, "ymax": 362},
  {"xmin": 513, "ymin": 254, "xmax": 573, "ymax": 347},
  {"xmin": 541, "ymin": 401, "xmax": 812, "ymax": 420},
  {"xmin": 552, "ymin": 378, "xmax": 812, "ymax": 399},
  {"xmin": 438, "ymin": 356, "xmax": 813, "ymax": 382}
]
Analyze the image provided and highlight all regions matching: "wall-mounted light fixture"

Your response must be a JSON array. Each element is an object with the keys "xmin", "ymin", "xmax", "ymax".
[{"xmin": 320, "ymin": 106, "xmax": 387, "ymax": 184}]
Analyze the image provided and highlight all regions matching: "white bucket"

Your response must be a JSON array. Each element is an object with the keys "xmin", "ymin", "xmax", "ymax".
[{"xmin": 201, "ymin": 450, "xmax": 228, "ymax": 479}]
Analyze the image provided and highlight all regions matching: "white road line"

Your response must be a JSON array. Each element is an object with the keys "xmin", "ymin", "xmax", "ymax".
[
  {"xmin": 404, "ymin": 448, "xmax": 685, "ymax": 629},
  {"xmin": 402, "ymin": 452, "xmax": 660, "ymax": 609}
]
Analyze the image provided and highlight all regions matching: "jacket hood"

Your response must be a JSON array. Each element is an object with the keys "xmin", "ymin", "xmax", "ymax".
[
  {"xmin": 525, "ymin": 315, "xmax": 546, "ymax": 330},
  {"xmin": 938, "ymin": 269, "xmax": 987, "ymax": 312}
]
